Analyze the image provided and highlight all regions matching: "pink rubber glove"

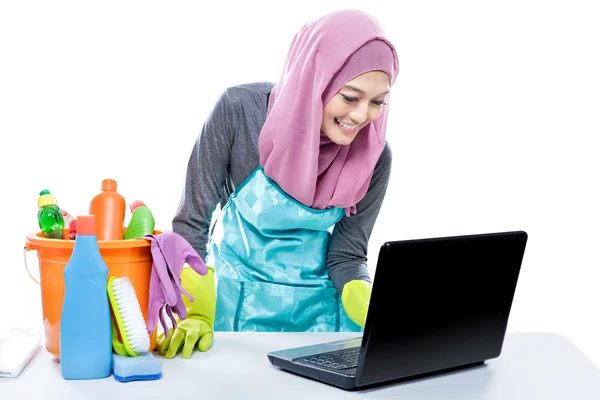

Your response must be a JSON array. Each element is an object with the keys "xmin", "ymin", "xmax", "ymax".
[{"xmin": 142, "ymin": 232, "xmax": 208, "ymax": 335}]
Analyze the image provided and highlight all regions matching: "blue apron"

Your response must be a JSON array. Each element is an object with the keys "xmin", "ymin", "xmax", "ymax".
[{"xmin": 206, "ymin": 166, "xmax": 361, "ymax": 332}]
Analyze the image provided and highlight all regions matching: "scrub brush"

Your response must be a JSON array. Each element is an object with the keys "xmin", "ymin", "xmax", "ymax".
[{"xmin": 107, "ymin": 276, "xmax": 151, "ymax": 357}]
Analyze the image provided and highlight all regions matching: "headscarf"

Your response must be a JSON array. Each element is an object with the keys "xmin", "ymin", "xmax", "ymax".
[{"xmin": 258, "ymin": 10, "xmax": 399, "ymax": 216}]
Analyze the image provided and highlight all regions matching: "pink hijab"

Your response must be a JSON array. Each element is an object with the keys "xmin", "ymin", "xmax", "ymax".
[{"xmin": 258, "ymin": 10, "xmax": 399, "ymax": 216}]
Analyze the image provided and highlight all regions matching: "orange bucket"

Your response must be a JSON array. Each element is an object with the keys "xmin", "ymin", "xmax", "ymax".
[{"xmin": 25, "ymin": 228, "xmax": 160, "ymax": 360}]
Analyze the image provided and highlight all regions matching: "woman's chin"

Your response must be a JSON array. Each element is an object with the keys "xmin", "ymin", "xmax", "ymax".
[{"xmin": 323, "ymin": 127, "xmax": 357, "ymax": 145}]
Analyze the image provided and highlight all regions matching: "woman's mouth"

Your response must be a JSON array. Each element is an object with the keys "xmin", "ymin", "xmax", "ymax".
[{"xmin": 335, "ymin": 117, "xmax": 359, "ymax": 134}]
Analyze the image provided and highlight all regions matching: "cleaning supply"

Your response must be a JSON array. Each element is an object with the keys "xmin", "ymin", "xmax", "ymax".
[
  {"xmin": 37, "ymin": 190, "xmax": 65, "ymax": 239},
  {"xmin": 89, "ymin": 178, "xmax": 126, "ymax": 240},
  {"xmin": 112, "ymin": 352, "xmax": 162, "ymax": 382},
  {"xmin": 0, "ymin": 328, "xmax": 40, "ymax": 378},
  {"xmin": 124, "ymin": 200, "xmax": 155, "ymax": 240},
  {"xmin": 60, "ymin": 209, "xmax": 75, "ymax": 227},
  {"xmin": 60, "ymin": 214, "xmax": 112, "ymax": 380},
  {"xmin": 69, "ymin": 219, "xmax": 77, "ymax": 240},
  {"xmin": 24, "ymin": 227, "xmax": 161, "ymax": 360},
  {"xmin": 141, "ymin": 232, "xmax": 208, "ymax": 336},
  {"xmin": 107, "ymin": 276, "xmax": 151, "ymax": 357}
]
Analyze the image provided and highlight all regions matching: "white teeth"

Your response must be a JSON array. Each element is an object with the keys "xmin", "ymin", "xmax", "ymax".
[{"xmin": 335, "ymin": 117, "xmax": 358, "ymax": 130}]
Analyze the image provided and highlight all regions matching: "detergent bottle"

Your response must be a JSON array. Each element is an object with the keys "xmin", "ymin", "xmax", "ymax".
[
  {"xmin": 89, "ymin": 178, "xmax": 126, "ymax": 240},
  {"xmin": 69, "ymin": 219, "xmax": 77, "ymax": 240},
  {"xmin": 124, "ymin": 200, "xmax": 155, "ymax": 239},
  {"xmin": 37, "ymin": 190, "xmax": 65, "ymax": 239},
  {"xmin": 60, "ymin": 214, "xmax": 112, "ymax": 380}
]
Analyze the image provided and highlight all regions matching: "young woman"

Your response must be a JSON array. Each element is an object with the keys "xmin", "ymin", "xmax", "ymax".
[{"xmin": 159, "ymin": 9, "xmax": 399, "ymax": 358}]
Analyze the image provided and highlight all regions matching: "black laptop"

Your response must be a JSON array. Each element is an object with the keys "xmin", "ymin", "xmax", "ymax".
[{"xmin": 267, "ymin": 230, "xmax": 528, "ymax": 390}]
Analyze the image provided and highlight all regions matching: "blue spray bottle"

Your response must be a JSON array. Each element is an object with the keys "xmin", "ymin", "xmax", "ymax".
[{"xmin": 60, "ymin": 214, "xmax": 112, "ymax": 379}]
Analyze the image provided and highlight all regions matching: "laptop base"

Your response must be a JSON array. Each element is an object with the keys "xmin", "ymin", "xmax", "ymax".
[
  {"xmin": 269, "ymin": 352, "xmax": 487, "ymax": 391},
  {"xmin": 268, "ymin": 354, "xmax": 359, "ymax": 390}
]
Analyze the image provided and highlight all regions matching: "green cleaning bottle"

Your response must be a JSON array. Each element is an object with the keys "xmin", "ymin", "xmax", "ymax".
[
  {"xmin": 37, "ymin": 190, "xmax": 65, "ymax": 239},
  {"xmin": 124, "ymin": 200, "xmax": 155, "ymax": 239}
]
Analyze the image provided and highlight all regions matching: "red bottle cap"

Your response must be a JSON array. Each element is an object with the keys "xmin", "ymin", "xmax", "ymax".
[
  {"xmin": 130, "ymin": 200, "xmax": 146, "ymax": 213},
  {"xmin": 77, "ymin": 215, "xmax": 96, "ymax": 236}
]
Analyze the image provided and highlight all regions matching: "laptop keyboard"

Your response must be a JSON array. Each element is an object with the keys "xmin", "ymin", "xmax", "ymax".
[{"xmin": 299, "ymin": 347, "xmax": 360, "ymax": 370}]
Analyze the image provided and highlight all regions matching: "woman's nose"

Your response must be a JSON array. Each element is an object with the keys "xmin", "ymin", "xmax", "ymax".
[{"xmin": 349, "ymin": 102, "xmax": 369, "ymax": 125}]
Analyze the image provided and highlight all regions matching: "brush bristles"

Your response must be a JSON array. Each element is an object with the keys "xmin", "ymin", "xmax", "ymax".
[{"xmin": 111, "ymin": 277, "xmax": 151, "ymax": 354}]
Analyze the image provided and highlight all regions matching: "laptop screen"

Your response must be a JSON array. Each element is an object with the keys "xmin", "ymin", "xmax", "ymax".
[{"xmin": 356, "ymin": 231, "xmax": 527, "ymax": 386}]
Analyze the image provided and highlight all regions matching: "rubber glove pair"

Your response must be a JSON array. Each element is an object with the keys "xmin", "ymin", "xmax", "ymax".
[
  {"xmin": 341, "ymin": 279, "xmax": 372, "ymax": 328},
  {"xmin": 155, "ymin": 265, "xmax": 216, "ymax": 358}
]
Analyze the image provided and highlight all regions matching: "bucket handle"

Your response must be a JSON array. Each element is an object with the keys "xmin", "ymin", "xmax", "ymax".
[{"xmin": 23, "ymin": 246, "xmax": 41, "ymax": 286}]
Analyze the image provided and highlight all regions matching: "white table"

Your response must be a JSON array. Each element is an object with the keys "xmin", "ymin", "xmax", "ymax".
[{"xmin": 2, "ymin": 332, "xmax": 600, "ymax": 399}]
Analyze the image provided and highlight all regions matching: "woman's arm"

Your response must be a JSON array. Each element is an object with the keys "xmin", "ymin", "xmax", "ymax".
[
  {"xmin": 326, "ymin": 141, "xmax": 393, "ymax": 294},
  {"xmin": 172, "ymin": 89, "xmax": 234, "ymax": 261}
]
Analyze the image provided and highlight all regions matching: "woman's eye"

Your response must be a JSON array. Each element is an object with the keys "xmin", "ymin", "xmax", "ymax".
[
  {"xmin": 372, "ymin": 100, "xmax": 387, "ymax": 106},
  {"xmin": 341, "ymin": 94, "xmax": 358, "ymax": 102}
]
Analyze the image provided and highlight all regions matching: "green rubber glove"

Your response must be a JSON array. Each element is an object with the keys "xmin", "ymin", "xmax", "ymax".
[
  {"xmin": 341, "ymin": 279, "xmax": 372, "ymax": 328},
  {"xmin": 156, "ymin": 265, "xmax": 216, "ymax": 358}
]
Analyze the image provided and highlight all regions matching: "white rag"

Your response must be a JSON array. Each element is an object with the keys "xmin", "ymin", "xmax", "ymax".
[{"xmin": 0, "ymin": 328, "xmax": 40, "ymax": 378}]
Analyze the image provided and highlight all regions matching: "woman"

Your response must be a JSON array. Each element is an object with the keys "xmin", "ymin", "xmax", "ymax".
[{"xmin": 159, "ymin": 9, "xmax": 399, "ymax": 358}]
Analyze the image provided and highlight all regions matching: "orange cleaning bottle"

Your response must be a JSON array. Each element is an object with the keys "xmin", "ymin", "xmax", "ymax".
[{"xmin": 89, "ymin": 179, "xmax": 126, "ymax": 240}]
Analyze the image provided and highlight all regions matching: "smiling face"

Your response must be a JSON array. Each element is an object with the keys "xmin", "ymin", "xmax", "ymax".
[{"xmin": 321, "ymin": 70, "xmax": 391, "ymax": 145}]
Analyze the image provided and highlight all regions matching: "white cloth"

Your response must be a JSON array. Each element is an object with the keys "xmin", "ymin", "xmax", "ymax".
[{"xmin": 0, "ymin": 328, "xmax": 40, "ymax": 378}]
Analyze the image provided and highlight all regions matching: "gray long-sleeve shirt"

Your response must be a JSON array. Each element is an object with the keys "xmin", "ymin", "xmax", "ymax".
[{"xmin": 172, "ymin": 82, "xmax": 392, "ymax": 294}]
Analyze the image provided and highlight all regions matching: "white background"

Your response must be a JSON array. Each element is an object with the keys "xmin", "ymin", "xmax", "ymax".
[{"xmin": 1, "ymin": 1, "xmax": 599, "ymax": 367}]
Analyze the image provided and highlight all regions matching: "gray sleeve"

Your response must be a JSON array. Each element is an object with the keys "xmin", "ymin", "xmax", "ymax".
[
  {"xmin": 172, "ymin": 89, "xmax": 233, "ymax": 262},
  {"xmin": 326, "ymin": 142, "xmax": 393, "ymax": 295}
]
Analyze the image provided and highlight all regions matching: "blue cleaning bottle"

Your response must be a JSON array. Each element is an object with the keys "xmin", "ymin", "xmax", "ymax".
[{"xmin": 60, "ymin": 214, "xmax": 112, "ymax": 379}]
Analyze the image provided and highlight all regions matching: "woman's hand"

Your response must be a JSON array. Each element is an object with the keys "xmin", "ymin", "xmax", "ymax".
[
  {"xmin": 155, "ymin": 265, "xmax": 216, "ymax": 358},
  {"xmin": 157, "ymin": 315, "xmax": 213, "ymax": 358},
  {"xmin": 341, "ymin": 279, "xmax": 372, "ymax": 328}
]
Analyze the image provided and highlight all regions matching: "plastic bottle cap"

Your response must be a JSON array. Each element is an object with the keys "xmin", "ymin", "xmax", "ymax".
[
  {"xmin": 130, "ymin": 200, "xmax": 146, "ymax": 213},
  {"xmin": 37, "ymin": 190, "xmax": 57, "ymax": 208},
  {"xmin": 77, "ymin": 215, "xmax": 96, "ymax": 236},
  {"xmin": 101, "ymin": 179, "xmax": 118, "ymax": 192}
]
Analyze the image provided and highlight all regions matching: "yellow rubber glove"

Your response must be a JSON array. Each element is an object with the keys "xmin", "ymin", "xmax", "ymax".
[
  {"xmin": 156, "ymin": 265, "xmax": 216, "ymax": 358},
  {"xmin": 341, "ymin": 279, "xmax": 372, "ymax": 328}
]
